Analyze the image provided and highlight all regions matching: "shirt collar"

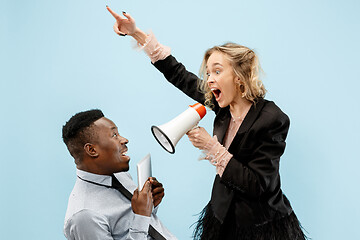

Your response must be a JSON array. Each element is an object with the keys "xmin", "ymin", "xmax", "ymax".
[{"xmin": 76, "ymin": 169, "xmax": 112, "ymax": 186}]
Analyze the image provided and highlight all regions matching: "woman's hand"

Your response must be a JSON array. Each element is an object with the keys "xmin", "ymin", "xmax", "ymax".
[
  {"xmin": 186, "ymin": 126, "xmax": 212, "ymax": 150},
  {"xmin": 106, "ymin": 6, "xmax": 137, "ymax": 36}
]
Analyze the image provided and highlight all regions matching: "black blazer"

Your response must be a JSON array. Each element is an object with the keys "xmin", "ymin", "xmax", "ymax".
[{"xmin": 153, "ymin": 55, "xmax": 293, "ymax": 227}]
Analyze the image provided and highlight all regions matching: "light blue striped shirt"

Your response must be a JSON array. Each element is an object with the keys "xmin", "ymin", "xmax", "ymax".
[{"xmin": 64, "ymin": 169, "xmax": 176, "ymax": 240}]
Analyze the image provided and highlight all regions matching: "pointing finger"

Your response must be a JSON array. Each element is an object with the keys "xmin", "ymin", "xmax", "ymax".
[{"xmin": 106, "ymin": 6, "xmax": 124, "ymax": 20}]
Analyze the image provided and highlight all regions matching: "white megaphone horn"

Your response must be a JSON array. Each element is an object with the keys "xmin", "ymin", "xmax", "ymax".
[{"xmin": 151, "ymin": 103, "xmax": 207, "ymax": 154}]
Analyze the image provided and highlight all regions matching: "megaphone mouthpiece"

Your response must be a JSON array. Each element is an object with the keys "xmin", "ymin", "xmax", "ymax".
[
  {"xmin": 151, "ymin": 103, "xmax": 207, "ymax": 154},
  {"xmin": 189, "ymin": 103, "xmax": 207, "ymax": 119}
]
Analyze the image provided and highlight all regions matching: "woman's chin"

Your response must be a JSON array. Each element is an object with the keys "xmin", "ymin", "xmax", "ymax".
[{"xmin": 217, "ymin": 100, "xmax": 228, "ymax": 108}]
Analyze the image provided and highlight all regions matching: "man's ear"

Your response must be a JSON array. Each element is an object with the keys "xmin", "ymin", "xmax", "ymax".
[{"xmin": 84, "ymin": 143, "xmax": 99, "ymax": 158}]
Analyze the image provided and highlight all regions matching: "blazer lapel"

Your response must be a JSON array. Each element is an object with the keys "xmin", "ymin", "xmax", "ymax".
[
  {"xmin": 213, "ymin": 106, "xmax": 231, "ymax": 144},
  {"xmin": 228, "ymin": 99, "xmax": 266, "ymax": 153}
]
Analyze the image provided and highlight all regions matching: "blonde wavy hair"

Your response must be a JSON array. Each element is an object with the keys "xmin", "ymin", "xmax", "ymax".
[{"xmin": 198, "ymin": 43, "xmax": 266, "ymax": 108}]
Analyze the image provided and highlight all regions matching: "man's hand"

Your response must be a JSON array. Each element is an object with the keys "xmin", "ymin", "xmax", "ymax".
[
  {"xmin": 131, "ymin": 181, "xmax": 153, "ymax": 217},
  {"xmin": 149, "ymin": 177, "xmax": 165, "ymax": 207},
  {"xmin": 106, "ymin": 6, "xmax": 137, "ymax": 36}
]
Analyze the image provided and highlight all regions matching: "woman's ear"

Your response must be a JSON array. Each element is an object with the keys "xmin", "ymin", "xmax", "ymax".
[
  {"xmin": 84, "ymin": 143, "xmax": 99, "ymax": 158},
  {"xmin": 235, "ymin": 78, "xmax": 245, "ymax": 92},
  {"xmin": 234, "ymin": 76, "xmax": 241, "ymax": 84},
  {"xmin": 239, "ymin": 81, "xmax": 245, "ymax": 93}
]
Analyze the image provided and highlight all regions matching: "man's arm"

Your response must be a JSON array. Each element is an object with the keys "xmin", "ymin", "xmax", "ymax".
[
  {"xmin": 65, "ymin": 209, "xmax": 152, "ymax": 240},
  {"xmin": 65, "ymin": 181, "xmax": 154, "ymax": 240},
  {"xmin": 64, "ymin": 210, "xmax": 114, "ymax": 240}
]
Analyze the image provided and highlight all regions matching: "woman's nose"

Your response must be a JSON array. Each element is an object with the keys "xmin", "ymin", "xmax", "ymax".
[{"xmin": 207, "ymin": 75, "xmax": 214, "ymax": 84}]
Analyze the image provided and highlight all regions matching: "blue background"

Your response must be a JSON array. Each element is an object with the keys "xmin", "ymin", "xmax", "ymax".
[{"xmin": 1, "ymin": 0, "xmax": 359, "ymax": 239}]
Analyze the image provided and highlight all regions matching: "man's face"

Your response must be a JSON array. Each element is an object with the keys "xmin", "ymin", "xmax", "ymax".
[{"xmin": 91, "ymin": 117, "xmax": 130, "ymax": 175}]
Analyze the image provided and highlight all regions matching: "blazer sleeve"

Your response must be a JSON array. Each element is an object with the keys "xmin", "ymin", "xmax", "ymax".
[
  {"xmin": 221, "ymin": 108, "xmax": 290, "ymax": 199},
  {"xmin": 153, "ymin": 55, "xmax": 218, "ymax": 110}
]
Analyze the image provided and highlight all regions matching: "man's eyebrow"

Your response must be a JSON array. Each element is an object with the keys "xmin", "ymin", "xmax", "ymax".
[{"xmin": 111, "ymin": 126, "xmax": 118, "ymax": 130}]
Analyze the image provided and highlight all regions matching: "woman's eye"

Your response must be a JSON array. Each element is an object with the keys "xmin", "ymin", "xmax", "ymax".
[
  {"xmin": 215, "ymin": 70, "xmax": 220, "ymax": 74},
  {"xmin": 206, "ymin": 72, "xmax": 210, "ymax": 77}
]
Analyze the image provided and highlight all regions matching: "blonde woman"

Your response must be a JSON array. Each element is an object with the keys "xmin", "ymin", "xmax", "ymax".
[{"xmin": 107, "ymin": 7, "xmax": 306, "ymax": 240}]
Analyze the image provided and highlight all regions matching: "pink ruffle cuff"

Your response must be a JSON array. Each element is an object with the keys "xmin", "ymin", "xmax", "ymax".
[
  {"xmin": 201, "ymin": 136, "xmax": 233, "ymax": 177},
  {"xmin": 137, "ymin": 32, "xmax": 171, "ymax": 63}
]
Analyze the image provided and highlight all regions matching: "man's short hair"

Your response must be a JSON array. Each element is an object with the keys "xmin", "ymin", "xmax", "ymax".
[{"xmin": 62, "ymin": 109, "xmax": 104, "ymax": 162}]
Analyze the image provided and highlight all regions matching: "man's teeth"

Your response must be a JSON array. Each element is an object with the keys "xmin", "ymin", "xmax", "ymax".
[{"xmin": 122, "ymin": 151, "xmax": 128, "ymax": 156}]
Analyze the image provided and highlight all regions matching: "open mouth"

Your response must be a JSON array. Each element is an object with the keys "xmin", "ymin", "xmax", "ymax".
[
  {"xmin": 120, "ymin": 147, "xmax": 128, "ymax": 157},
  {"xmin": 120, "ymin": 149, "xmax": 130, "ymax": 161},
  {"xmin": 211, "ymin": 88, "xmax": 222, "ymax": 101}
]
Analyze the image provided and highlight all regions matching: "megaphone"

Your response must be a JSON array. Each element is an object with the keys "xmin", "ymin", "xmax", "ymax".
[{"xmin": 151, "ymin": 103, "xmax": 207, "ymax": 154}]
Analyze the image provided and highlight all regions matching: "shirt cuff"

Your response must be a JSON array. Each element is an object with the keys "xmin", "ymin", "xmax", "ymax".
[
  {"xmin": 131, "ymin": 214, "xmax": 151, "ymax": 234},
  {"xmin": 137, "ymin": 31, "xmax": 171, "ymax": 63},
  {"xmin": 152, "ymin": 205, "xmax": 159, "ymax": 215}
]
